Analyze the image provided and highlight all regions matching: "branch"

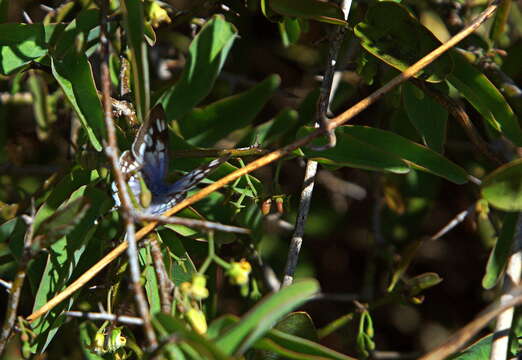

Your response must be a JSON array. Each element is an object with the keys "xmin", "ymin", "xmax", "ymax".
[
  {"xmin": 64, "ymin": 311, "xmax": 144, "ymax": 326},
  {"xmin": 0, "ymin": 206, "xmax": 35, "ymax": 355},
  {"xmin": 26, "ymin": 1, "xmax": 501, "ymax": 323},
  {"xmin": 99, "ymin": 2, "xmax": 157, "ymax": 349},
  {"xmin": 136, "ymin": 213, "xmax": 251, "ymax": 234},
  {"xmin": 419, "ymin": 285, "xmax": 522, "ymax": 360},
  {"xmin": 490, "ymin": 214, "xmax": 522, "ymax": 360},
  {"xmin": 150, "ymin": 237, "xmax": 174, "ymax": 314}
]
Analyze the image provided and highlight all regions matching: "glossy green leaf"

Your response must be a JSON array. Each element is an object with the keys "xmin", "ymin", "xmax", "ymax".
[
  {"xmin": 157, "ymin": 229, "xmax": 197, "ymax": 285},
  {"xmin": 482, "ymin": 212, "xmax": 517, "ymax": 289},
  {"xmin": 215, "ymin": 279, "xmax": 320, "ymax": 355},
  {"xmin": 210, "ymin": 314, "xmax": 355, "ymax": 360},
  {"xmin": 31, "ymin": 187, "xmax": 112, "ymax": 352},
  {"xmin": 447, "ymin": 51, "xmax": 522, "ymax": 146},
  {"xmin": 51, "ymin": 53, "xmax": 106, "ymax": 151},
  {"xmin": 447, "ymin": 334, "xmax": 492, "ymax": 360},
  {"xmin": 139, "ymin": 244, "xmax": 161, "ymax": 314},
  {"xmin": 270, "ymin": 0, "xmax": 347, "ymax": 26},
  {"xmin": 405, "ymin": 272, "xmax": 443, "ymax": 296},
  {"xmin": 240, "ymin": 108, "xmax": 300, "ymax": 147},
  {"xmin": 481, "ymin": 159, "xmax": 522, "ymax": 211},
  {"xmin": 122, "ymin": 0, "xmax": 149, "ymax": 122},
  {"xmin": 279, "ymin": 17, "xmax": 302, "ymax": 46},
  {"xmin": 153, "ymin": 313, "xmax": 229, "ymax": 360},
  {"xmin": 354, "ymin": 2, "xmax": 453, "ymax": 82},
  {"xmin": 160, "ymin": 15, "xmax": 237, "ymax": 120},
  {"xmin": 0, "ymin": 23, "xmax": 65, "ymax": 74},
  {"xmin": 53, "ymin": 9, "xmax": 101, "ymax": 59},
  {"xmin": 298, "ymin": 127, "xmax": 409, "ymax": 174},
  {"xmin": 402, "ymin": 82, "xmax": 447, "ymax": 153},
  {"xmin": 180, "ymin": 74, "xmax": 281, "ymax": 147},
  {"xmin": 34, "ymin": 196, "xmax": 91, "ymax": 248},
  {"xmin": 342, "ymin": 126, "xmax": 469, "ymax": 184},
  {"xmin": 27, "ymin": 74, "xmax": 53, "ymax": 140}
]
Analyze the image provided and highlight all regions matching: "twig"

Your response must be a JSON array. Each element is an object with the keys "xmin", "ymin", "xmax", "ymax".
[
  {"xmin": 64, "ymin": 311, "xmax": 144, "ymax": 326},
  {"xmin": 171, "ymin": 147, "xmax": 268, "ymax": 159},
  {"xmin": 149, "ymin": 237, "xmax": 174, "ymax": 314},
  {"xmin": 0, "ymin": 279, "xmax": 11, "ymax": 292},
  {"xmin": 99, "ymin": 2, "xmax": 157, "ymax": 349},
  {"xmin": 419, "ymin": 284, "xmax": 522, "ymax": 360},
  {"xmin": 282, "ymin": 160, "xmax": 318, "ymax": 288},
  {"xmin": 430, "ymin": 204, "xmax": 475, "ymax": 240},
  {"xmin": 26, "ymin": 1, "xmax": 500, "ymax": 322},
  {"xmin": 282, "ymin": 0, "xmax": 351, "ymax": 287},
  {"xmin": 316, "ymin": 170, "xmax": 367, "ymax": 201},
  {"xmin": 0, "ymin": 205, "xmax": 35, "ymax": 355},
  {"xmin": 136, "ymin": 212, "xmax": 251, "ymax": 234},
  {"xmin": 490, "ymin": 214, "xmax": 522, "ymax": 360}
]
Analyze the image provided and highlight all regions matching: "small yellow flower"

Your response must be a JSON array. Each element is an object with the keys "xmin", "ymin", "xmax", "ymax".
[
  {"xmin": 227, "ymin": 259, "xmax": 252, "ymax": 286},
  {"xmin": 186, "ymin": 308, "xmax": 208, "ymax": 334},
  {"xmin": 180, "ymin": 275, "xmax": 209, "ymax": 300},
  {"xmin": 147, "ymin": 1, "xmax": 171, "ymax": 28}
]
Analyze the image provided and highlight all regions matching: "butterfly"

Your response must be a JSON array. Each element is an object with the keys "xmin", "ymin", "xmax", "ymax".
[{"xmin": 112, "ymin": 105, "xmax": 229, "ymax": 215}]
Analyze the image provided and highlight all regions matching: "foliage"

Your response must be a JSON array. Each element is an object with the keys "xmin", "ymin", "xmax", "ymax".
[{"xmin": 0, "ymin": 0, "xmax": 522, "ymax": 359}]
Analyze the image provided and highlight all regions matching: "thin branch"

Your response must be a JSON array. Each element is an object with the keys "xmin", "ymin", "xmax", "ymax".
[
  {"xmin": 171, "ymin": 147, "xmax": 269, "ymax": 159},
  {"xmin": 282, "ymin": 0, "xmax": 351, "ymax": 287},
  {"xmin": 490, "ymin": 214, "xmax": 522, "ymax": 360},
  {"xmin": 0, "ymin": 205, "xmax": 35, "ymax": 355},
  {"xmin": 150, "ymin": 237, "xmax": 174, "ymax": 314},
  {"xmin": 419, "ymin": 285, "xmax": 522, "ymax": 360},
  {"xmin": 99, "ymin": 2, "xmax": 157, "ymax": 349},
  {"xmin": 430, "ymin": 204, "xmax": 475, "ymax": 240},
  {"xmin": 136, "ymin": 213, "xmax": 251, "ymax": 234},
  {"xmin": 64, "ymin": 311, "xmax": 144, "ymax": 326},
  {"xmin": 26, "ymin": 1, "xmax": 500, "ymax": 322}
]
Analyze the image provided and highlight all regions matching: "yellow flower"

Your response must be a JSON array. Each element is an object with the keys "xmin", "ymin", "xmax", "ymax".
[
  {"xmin": 180, "ymin": 274, "xmax": 209, "ymax": 300},
  {"xmin": 186, "ymin": 308, "xmax": 208, "ymax": 334},
  {"xmin": 227, "ymin": 259, "xmax": 252, "ymax": 286}
]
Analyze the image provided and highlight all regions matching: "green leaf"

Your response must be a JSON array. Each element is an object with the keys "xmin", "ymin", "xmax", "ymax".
[
  {"xmin": 481, "ymin": 159, "xmax": 522, "ymax": 211},
  {"xmin": 402, "ymin": 82, "xmax": 447, "ymax": 153},
  {"xmin": 27, "ymin": 74, "xmax": 54, "ymax": 140},
  {"xmin": 0, "ymin": 23, "xmax": 65, "ymax": 74},
  {"xmin": 279, "ymin": 18, "xmax": 302, "ymax": 46},
  {"xmin": 122, "ymin": 0, "xmax": 149, "ymax": 122},
  {"xmin": 160, "ymin": 15, "xmax": 237, "ymax": 120},
  {"xmin": 298, "ymin": 127, "xmax": 409, "ymax": 174},
  {"xmin": 53, "ymin": 9, "xmax": 101, "ymax": 59},
  {"xmin": 215, "ymin": 279, "xmax": 320, "ymax": 355},
  {"xmin": 447, "ymin": 51, "xmax": 522, "ymax": 146},
  {"xmin": 180, "ymin": 74, "xmax": 280, "ymax": 147},
  {"xmin": 447, "ymin": 334, "xmax": 492, "ymax": 360},
  {"xmin": 270, "ymin": 0, "xmax": 347, "ymax": 26},
  {"xmin": 51, "ymin": 53, "xmax": 106, "ymax": 151},
  {"xmin": 354, "ymin": 2, "xmax": 453, "ymax": 82},
  {"xmin": 342, "ymin": 126, "xmax": 469, "ymax": 184},
  {"xmin": 153, "ymin": 313, "xmax": 229, "ymax": 360},
  {"xmin": 31, "ymin": 187, "xmax": 112, "ymax": 352},
  {"xmin": 157, "ymin": 229, "xmax": 197, "ymax": 285},
  {"xmin": 139, "ymin": 244, "xmax": 161, "ymax": 314},
  {"xmin": 34, "ymin": 196, "xmax": 91, "ymax": 248},
  {"xmin": 240, "ymin": 108, "xmax": 300, "ymax": 147},
  {"xmin": 482, "ymin": 212, "xmax": 517, "ymax": 289}
]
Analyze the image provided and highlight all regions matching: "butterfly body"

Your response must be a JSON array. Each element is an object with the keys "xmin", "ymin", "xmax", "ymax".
[{"xmin": 112, "ymin": 105, "xmax": 228, "ymax": 215}]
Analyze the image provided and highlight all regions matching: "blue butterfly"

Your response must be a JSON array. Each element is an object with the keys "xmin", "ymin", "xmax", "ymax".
[{"xmin": 112, "ymin": 105, "xmax": 228, "ymax": 215}]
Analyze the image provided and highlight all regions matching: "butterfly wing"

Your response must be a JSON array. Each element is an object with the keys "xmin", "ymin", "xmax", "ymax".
[
  {"xmin": 166, "ymin": 155, "xmax": 230, "ymax": 195},
  {"xmin": 112, "ymin": 150, "xmax": 143, "ymax": 208},
  {"xmin": 131, "ymin": 105, "xmax": 169, "ymax": 193}
]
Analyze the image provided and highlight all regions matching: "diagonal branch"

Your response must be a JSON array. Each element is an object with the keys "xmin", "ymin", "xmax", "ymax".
[{"xmin": 26, "ymin": 1, "xmax": 501, "ymax": 323}]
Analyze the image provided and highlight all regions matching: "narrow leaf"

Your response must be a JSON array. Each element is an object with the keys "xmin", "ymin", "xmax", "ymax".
[
  {"xmin": 51, "ymin": 54, "xmax": 106, "ymax": 151},
  {"xmin": 482, "ymin": 212, "xmax": 517, "ymax": 289},
  {"xmin": 481, "ymin": 159, "xmax": 522, "ymax": 211},
  {"xmin": 215, "ymin": 279, "xmax": 320, "ymax": 355},
  {"xmin": 122, "ymin": 0, "xmax": 149, "ymax": 122},
  {"xmin": 270, "ymin": 0, "xmax": 347, "ymax": 25},
  {"xmin": 160, "ymin": 15, "xmax": 237, "ymax": 120}
]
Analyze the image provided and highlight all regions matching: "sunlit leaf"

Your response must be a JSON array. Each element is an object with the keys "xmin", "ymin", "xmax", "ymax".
[
  {"xmin": 160, "ymin": 15, "xmax": 237, "ymax": 121},
  {"xmin": 481, "ymin": 159, "xmax": 522, "ymax": 211},
  {"xmin": 270, "ymin": 0, "xmax": 347, "ymax": 25},
  {"xmin": 354, "ymin": 2, "xmax": 453, "ymax": 82}
]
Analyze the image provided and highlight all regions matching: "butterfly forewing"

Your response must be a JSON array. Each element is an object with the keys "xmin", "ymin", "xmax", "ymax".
[{"xmin": 112, "ymin": 105, "xmax": 229, "ymax": 215}]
